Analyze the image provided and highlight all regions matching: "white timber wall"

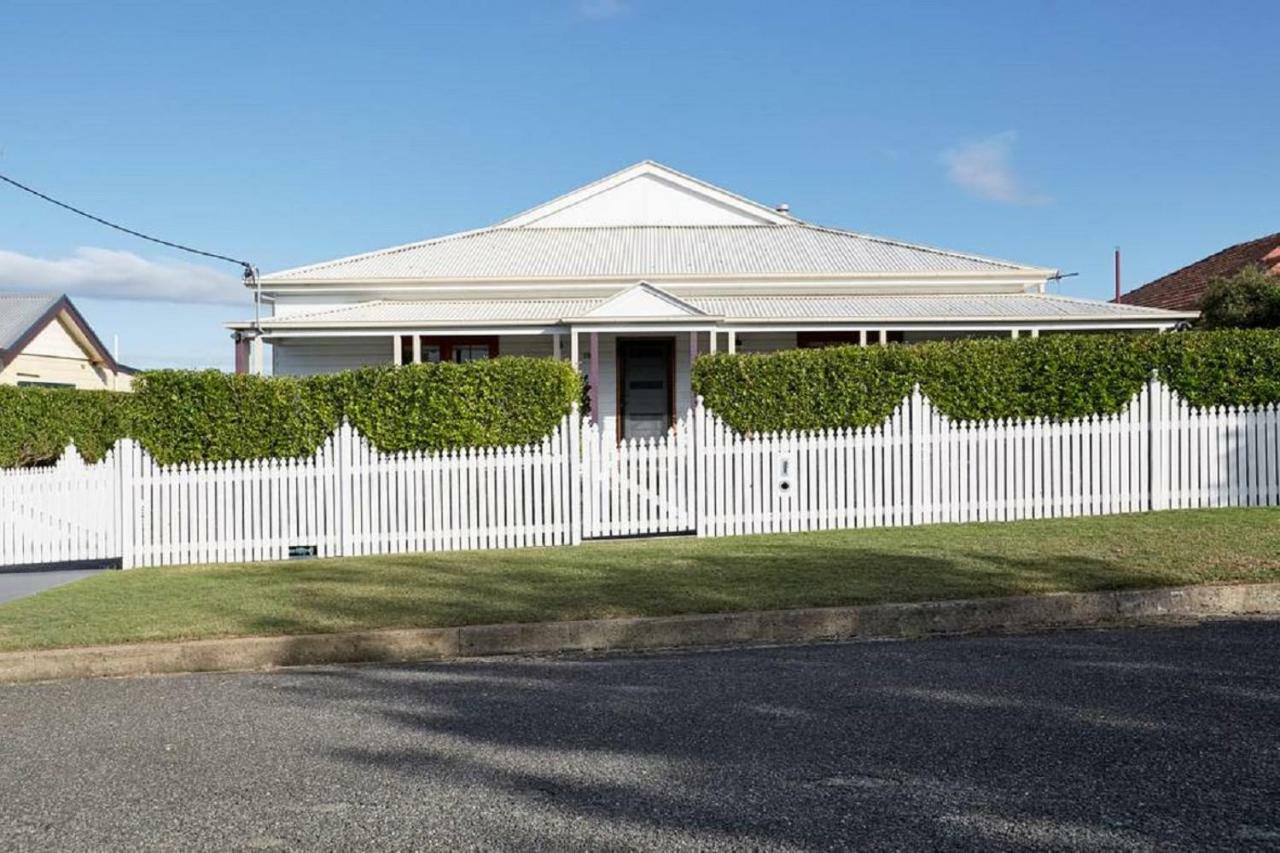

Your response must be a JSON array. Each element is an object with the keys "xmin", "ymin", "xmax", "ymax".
[
  {"xmin": 2, "ymin": 378, "xmax": 1278, "ymax": 570},
  {"xmin": 498, "ymin": 336, "xmax": 555, "ymax": 358},
  {"xmin": 272, "ymin": 337, "xmax": 396, "ymax": 376}
]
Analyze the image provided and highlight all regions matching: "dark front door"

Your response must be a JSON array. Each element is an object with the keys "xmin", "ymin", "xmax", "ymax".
[{"xmin": 617, "ymin": 338, "xmax": 674, "ymax": 442}]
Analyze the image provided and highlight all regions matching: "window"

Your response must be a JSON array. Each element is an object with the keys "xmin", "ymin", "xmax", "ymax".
[
  {"xmin": 797, "ymin": 331, "xmax": 903, "ymax": 348},
  {"xmin": 399, "ymin": 335, "xmax": 497, "ymax": 365},
  {"xmin": 17, "ymin": 380, "xmax": 74, "ymax": 389},
  {"xmin": 451, "ymin": 344, "xmax": 491, "ymax": 363}
]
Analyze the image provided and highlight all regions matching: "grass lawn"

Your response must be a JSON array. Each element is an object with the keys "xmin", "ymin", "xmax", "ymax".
[{"xmin": 1, "ymin": 507, "xmax": 1278, "ymax": 652}]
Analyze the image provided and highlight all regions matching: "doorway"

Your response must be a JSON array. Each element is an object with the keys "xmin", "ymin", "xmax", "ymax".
[{"xmin": 616, "ymin": 338, "xmax": 675, "ymax": 442}]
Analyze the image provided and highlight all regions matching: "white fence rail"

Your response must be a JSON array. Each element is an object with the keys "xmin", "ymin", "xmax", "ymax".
[{"xmin": 1, "ymin": 378, "xmax": 1277, "ymax": 570}]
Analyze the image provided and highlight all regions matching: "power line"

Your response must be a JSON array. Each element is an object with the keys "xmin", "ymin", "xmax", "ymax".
[{"xmin": 0, "ymin": 171, "xmax": 254, "ymax": 277}]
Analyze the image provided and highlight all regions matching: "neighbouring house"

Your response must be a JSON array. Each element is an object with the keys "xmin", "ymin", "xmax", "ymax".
[
  {"xmin": 1117, "ymin": 232, "xmax": 1280, "ymax": 311},
  {"xmin": 0, "ymin": 293, "xmax": 134, "ymax": 391},
  {"xmin": 228, "ymin": 161, "xmax": 1194, "ymax": 441}
]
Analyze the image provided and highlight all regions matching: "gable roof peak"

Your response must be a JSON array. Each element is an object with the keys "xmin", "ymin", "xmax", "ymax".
[
  {"xmin": 497, "ymin": 160, "xmax": 798, "ymax": 229},
  {"xmin": 574, "ymin": 280, "xmax": 710, "ymax": 321}
]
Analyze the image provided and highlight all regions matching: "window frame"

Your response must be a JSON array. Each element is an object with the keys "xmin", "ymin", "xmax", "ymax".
[{"xmin": 401, "ymin": 335, "xmax": 499, "ymax": 364}]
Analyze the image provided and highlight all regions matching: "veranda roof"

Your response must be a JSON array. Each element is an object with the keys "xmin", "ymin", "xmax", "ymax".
[{"xmin": 248, "ymin": 292, "xmax": 1191, "ymax": 331}]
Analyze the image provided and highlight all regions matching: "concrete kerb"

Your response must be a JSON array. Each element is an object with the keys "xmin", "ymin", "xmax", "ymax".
[{"xmin": 3, "ymin": 582, "xmax": 1279, "ymax": 684}]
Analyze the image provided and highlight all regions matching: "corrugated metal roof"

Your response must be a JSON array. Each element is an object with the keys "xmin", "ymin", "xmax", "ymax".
[
  {"xmin": 270, "ymin": 299, "xmax": 604, "ymax": 325},
  {"xmin": 0, "ymin": 293, "xmax": 59, "ymax": 351},
  {"xmin": 263, "ymin": 224, "xmax": 1042, "ymax": 283},
  {"xmin": 689, "ymin": 293, "xmax": 1185, "ymax": 320},
  {"xmin": 262, "ymin": 293, "xmax": 1187, "ymax": 328}
]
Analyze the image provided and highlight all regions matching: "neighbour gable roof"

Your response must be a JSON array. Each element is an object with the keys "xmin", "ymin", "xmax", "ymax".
[
  {"xmin": 1117, "ymin": 232, "xmax": 1280, "ymax": 311},
  {"xmin": 262, "ymin": 161, "xmax": 1053, "ymax": 284},
  {"xmin": 0, "ymin": 293, "xmax": 61, "ymax": 353},
  {"xmin": 0, "ymin": 292, "xmax": 131, "ymax": 373}
]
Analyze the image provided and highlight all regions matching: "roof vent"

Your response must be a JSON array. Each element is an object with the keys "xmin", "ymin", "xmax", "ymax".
[{"xmin": 775, "ymin": 203, "xmax": 790, "ymax": 214}]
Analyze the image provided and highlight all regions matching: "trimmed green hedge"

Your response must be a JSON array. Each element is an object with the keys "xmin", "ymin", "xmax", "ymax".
[
  {"xmin": 692, "ymin": 329, "xmax": 1280, "ymax": 433},
  {"xmin": 0, "ymin": 386, "xmax": 133, "ymax": 468},
  {"xmin": 0, "ymin": 358, "xmax": 581, "ymax": 467}
]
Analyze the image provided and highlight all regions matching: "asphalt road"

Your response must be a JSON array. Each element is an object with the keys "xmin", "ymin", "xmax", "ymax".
[
  {"xmin": 2, "ymin": 620, "xmax": 1278, "ymax": 852},
  {"xmin": 0, "ymin": 568, "xmax": 106, "ymax": 604}
]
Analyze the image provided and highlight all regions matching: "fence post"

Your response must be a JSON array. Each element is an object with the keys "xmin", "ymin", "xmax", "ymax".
[
  {"xmin": 694, "ymin": 397, "xmax": 708, "ymax": 537},
  {"xmin": 569, "ymin": 404, "xmax": 583, "ymax": 545},
  {"xmin": 909, "ymin": 385, "xmax": 923, "ymax": 526},
  {"xmin": 337, "ymin": 420, "xmax": 353, "ymax": 557},
  {"xmin": 117, "ymin": 439, "xmax": 135, "ymax": 569},
  {"xmin": 1148, "ymin": 372, "xmax": 1168, "ymax": 511}
]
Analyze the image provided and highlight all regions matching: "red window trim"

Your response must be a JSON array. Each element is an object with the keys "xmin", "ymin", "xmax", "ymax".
[{"xmin": 402, "ymin": 335, "xmax": 499, "ymax": 364}]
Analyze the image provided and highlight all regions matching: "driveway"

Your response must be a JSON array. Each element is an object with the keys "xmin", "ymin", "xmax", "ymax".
[
  {"xmin": 1, "ymin": 619, "xmax": 1277, "ymax": 850},
  {"xmin": 0, "ymin": 567, "xmax": 106, "ymax": 604}
]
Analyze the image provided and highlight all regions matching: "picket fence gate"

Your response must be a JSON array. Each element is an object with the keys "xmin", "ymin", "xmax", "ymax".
[{"xmin": 2, "ymin": 376, "xmax": 1278, "ymax": 570}]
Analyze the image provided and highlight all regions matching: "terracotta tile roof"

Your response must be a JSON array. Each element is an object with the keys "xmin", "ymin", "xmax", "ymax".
[{"xmin": 1117, "ymin": 232, "xmax": 1280, "ymax": 311}]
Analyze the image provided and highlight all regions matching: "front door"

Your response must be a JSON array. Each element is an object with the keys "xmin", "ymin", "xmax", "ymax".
[{"xmin": 617, "ymin": 338, "xmax": 674, "ymax": 442}]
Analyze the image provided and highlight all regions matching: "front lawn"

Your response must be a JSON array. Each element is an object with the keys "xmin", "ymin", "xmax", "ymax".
[{"xmin": 1, "ymin": 508, "xmax": 1278, "ymax": 652}]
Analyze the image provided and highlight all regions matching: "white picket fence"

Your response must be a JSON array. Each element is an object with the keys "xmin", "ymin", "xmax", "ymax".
[
  {"xmin": 580, "ymin": 419, "xmax": 695, "ymax": 538},
  {"xmin": 1, "ymin": 377, "xmax": 1278, "ymax": 570},
  {"xmin": 693, "ymin": 379, "xmax": 1279, "ymax": 536}
]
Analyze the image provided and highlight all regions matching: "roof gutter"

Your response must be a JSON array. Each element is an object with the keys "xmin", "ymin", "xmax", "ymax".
[{"xmin": 256, "ymin": 269, "xmax": 1059, "ymax": 288}]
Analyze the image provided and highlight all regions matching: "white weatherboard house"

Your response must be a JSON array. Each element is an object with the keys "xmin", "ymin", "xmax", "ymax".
[{"xmin": 229, "ymin": 162, "xmax": 1193, "ymax": 442}]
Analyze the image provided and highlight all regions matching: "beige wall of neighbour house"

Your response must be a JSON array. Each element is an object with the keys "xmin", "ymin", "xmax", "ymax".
[{"xmin": 0, "ymin": 316, "xmax": 132, "ymax": 391}]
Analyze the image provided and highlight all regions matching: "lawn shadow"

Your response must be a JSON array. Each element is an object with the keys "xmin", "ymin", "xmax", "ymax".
[{"xmin": 213, "ymin": 544, "xmax": 1199, "ymax": 643}]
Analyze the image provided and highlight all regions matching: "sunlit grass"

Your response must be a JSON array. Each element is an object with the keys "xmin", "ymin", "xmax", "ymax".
[{"xmin": 1, "ymin": 508, "xmax": 1277, "ymax": 652}]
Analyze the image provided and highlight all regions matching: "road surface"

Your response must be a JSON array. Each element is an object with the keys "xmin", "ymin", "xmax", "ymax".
[
  {"xmin": 0, "ymin": 568, "xmax": 106, "ymax": 604},
  {"xmin": 2, "ymin": 619, "xmax": 1277, "ymax": 850}
]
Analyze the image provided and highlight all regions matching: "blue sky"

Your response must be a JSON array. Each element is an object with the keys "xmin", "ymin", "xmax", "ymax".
[{"xmin": 1, "ymin": 1, "xmax": 1274, "ymax": 370}]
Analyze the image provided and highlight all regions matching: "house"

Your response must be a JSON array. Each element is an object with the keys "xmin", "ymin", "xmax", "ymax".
[
  {"xmin": 229, "ymin": 161, "xmax": 1194, "ymax": 441},
  {"xmin": 0, "ymin": 293, "xmax": 134, "ymax": 391},
  {"xmin": 1117, "ymin": 232, "xmax": 1280, "ymax": 311}
]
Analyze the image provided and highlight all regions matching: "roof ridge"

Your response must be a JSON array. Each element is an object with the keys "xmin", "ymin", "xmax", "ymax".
[
  {"xmin": 263, "ymin": 227, "xmax": 500, "ymax": 280},
  {"xmin": 496, "ymin": 223, "xmax": 791, "ymax": 231},
  {"xmin": 796, "ymin": 222, "xmax": 1044, "ymax": 272},
  {"xmin": 280, "ymin": 298, "xmax": 388, "ymax": 322}
]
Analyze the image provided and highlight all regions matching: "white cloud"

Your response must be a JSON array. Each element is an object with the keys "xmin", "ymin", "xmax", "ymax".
[
  {"xmin": 0, "ymin": 247, "xmax": 247, "ymax": 304},
  {"xmin": 942, "ymin": 131, "xmax": 1051, "ymax": 206},
  {"xmin": 578, "ymin": 0, "xmax": 627, "ymax": 18}
]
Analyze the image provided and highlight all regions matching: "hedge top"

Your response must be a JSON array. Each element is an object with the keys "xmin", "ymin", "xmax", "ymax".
[
  {"xmin": 0, "ymin": 357, "xmax": 582, "ymax": 467},
  {"xmin": 691, "ymin": 329, "xmax": 1280, "ymax": 434},
  {"xmin": 5, "ymin": 329, "xmax": 1280, "ymax": 467}
]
